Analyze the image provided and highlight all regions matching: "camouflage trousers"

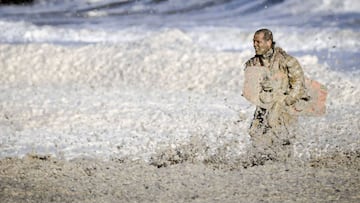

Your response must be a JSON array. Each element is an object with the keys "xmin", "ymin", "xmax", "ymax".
[
  {"xmin": 249, "ymin": 101, "xmax": 298, "ymax": 147},
  {"xmin": 247, "ymin": 102, "xmax": 300, "ymax": 164}
]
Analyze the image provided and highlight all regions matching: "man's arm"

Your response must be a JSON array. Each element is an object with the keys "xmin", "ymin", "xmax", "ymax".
[{"xmin": 284, "ymin": 56, "xmax": 306, "ymax": 105}]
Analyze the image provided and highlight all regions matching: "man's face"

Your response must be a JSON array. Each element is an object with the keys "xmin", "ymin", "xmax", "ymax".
[{"xmin": 253, "ymin": 32, "xmax": 272, "ymax": 55}]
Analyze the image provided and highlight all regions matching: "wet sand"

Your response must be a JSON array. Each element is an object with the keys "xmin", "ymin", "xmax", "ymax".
[{"xmin": 0, "ymin": 150, "xmax": 359, "ymax": 203}]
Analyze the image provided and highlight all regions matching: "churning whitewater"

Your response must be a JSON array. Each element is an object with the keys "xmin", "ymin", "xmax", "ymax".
[
  {"xmin": 0, "ymin": 0, "xmax": 359, "ymax": 162},
  {"xmin": 0, "ymin": 1, "xmax": 359, "ymax": 202}
]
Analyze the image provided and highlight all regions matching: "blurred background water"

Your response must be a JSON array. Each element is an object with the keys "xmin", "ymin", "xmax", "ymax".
[{"xmin": 0, "ymin": 0, "xmax": 359, "ymax": 71}]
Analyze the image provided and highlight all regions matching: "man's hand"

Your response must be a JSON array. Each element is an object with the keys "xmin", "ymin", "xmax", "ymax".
[
  {"xmin": 284, "ymin": 96, "xmax": 296, "ymax": 106},
  {"xmin": 260, "ymin": 80, "xmax": 273, "ymax": 92}
]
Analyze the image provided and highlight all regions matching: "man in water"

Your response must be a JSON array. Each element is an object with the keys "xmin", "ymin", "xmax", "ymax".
[{"xmin": 245, "ymin": 28, "xmax": 307, "ymax": 146}]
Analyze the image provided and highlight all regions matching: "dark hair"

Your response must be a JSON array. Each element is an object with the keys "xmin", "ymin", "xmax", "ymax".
[{"xmin": 255, "ymin": 28, "xmax": 276, "ymax": 47}]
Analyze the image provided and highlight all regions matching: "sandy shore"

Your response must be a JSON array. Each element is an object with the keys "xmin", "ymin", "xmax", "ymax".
[{"xmin": 0, "ymin": 150, "xmax": 359, "ymax": 203}]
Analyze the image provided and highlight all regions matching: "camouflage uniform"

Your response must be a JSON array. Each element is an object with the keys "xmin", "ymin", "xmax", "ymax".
[{"xmin": 245, "ymin": 47, "xmax": 306, "ymax": 139}]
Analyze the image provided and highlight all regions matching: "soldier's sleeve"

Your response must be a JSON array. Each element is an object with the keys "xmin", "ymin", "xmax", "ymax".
[
  {"xmin": 244, "ymin": 56, "xmax": 257, "ymax": 71},
  {"xmin": 244, "ymin": 59, "xmax": 252, "ymax": 70},
  {"xmin": 285, "ymin": 56, "xmax": 306, "ymax": 105}
]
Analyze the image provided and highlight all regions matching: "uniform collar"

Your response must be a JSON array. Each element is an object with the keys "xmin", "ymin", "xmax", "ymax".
[{"xmin": 261, "ymin": 48, "xmax": 274, "ymax": 59}]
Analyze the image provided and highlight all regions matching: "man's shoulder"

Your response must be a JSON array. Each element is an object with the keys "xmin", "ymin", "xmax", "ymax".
[
  {"xmin": 274, "ymin": 47, "xmax": 289, "ymax": 57},
  {"xmin": 274, "ymin": 46, "xmax": 297, "ymax": 62},
  {"xmin": 275, "ymin": 47, "xmax": 301, "ymax": 68},
  {"xmin": 245, "ymin": 56, "xmax": 258, "ymax": 67}
]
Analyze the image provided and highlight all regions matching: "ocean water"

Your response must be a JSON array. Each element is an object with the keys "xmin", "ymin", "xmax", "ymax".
[{"xmin": 0, "ymin": 0, "xmax": 359, "ymax": 161}]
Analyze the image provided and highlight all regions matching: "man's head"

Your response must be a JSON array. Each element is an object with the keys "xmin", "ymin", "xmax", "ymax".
[{"xmin": 253, "ymin": 28, "xmax": 274, "ymax": 55}]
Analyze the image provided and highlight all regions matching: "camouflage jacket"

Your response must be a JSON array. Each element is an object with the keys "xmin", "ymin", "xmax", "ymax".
[{"xmin": 245, "ymin": 47, "xmax": 306, "ymax": 105}]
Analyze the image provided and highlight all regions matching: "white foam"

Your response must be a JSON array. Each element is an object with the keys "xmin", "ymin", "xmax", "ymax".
[
  {"xmin": 0, "ymin": 20, "xmax": 154, "ymax": 44},
  {"xmin": 0, "ymin": 30, "xmax": 358, "ymax": 161},
  {"xmin": 265, "ymin": 0, "xmax": 360, "ymax": 16}
]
